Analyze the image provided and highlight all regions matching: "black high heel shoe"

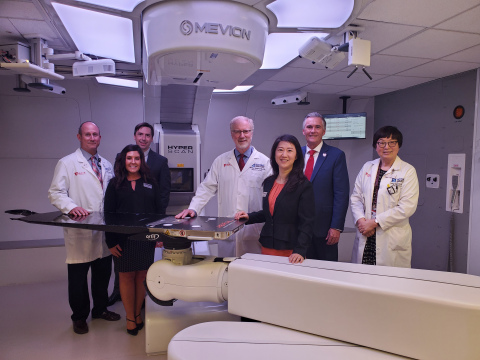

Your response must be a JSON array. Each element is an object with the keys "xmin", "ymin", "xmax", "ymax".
[
  {"xmin": 126, "ymin": 318, "xmax": 138, "ymax": 336},
  {"xmin": 135, "ymin": 314, "xmax": 144, "ymax": 331}
]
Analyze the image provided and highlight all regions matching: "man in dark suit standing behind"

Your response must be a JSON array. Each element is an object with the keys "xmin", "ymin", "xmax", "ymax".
[
  {"xmin": 302, "ymin": 112, "xmax": 349, "ymax": 261},
  {"xmin": 133, "ymin": 122, "xmax": 171, "ymax": 213},
  {"xmin": 108, "ymin": 122, "xmax": 170, "ymax": 305}
]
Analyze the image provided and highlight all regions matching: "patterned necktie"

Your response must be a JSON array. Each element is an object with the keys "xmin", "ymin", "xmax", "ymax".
[
  {"xmin": 238, "ymin": 154, "xmax": 245, "ymax": 171},
  {"xmin": 90, "ymin": 156, "xmax": 103, "ymax": 188},
  {"xmin": 304, "ymin": 150, "xmax": 316, "ymax": 180}
]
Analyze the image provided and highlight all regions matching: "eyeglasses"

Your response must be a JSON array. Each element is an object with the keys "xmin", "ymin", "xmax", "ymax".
[
  {"xmin": 377, "ymin": 140, "xmax": 398, "ymax": 148},
  {"xmin": 231, "ymin": 129, "xmax": 252, "ymax": 135}
]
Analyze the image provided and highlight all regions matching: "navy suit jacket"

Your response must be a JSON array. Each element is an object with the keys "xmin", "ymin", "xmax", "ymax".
[
  {"xmin": 302, "ymin": 142, "xmax": 349, "ymax": 238},
  {"xmin": 147, "ymin": 150, "xmax": 171, "ymax": 214}
]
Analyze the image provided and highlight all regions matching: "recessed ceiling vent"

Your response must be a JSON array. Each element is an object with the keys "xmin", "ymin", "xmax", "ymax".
[{"xmin": 142, "ymin": 1, "xmax": 268, "ymax": 89}]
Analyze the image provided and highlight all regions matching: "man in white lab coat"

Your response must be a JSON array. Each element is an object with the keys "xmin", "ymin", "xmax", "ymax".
[
  {"xmin": 176, "ymin": 116, "xmax": 272, "ymax": 257},
  {"xmin": 48, "ymin": 122, "xmax": 120, "ymax": 335}
]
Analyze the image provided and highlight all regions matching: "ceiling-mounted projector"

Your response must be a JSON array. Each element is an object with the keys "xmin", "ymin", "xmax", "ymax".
[
  {"xmin": 72, "ymin": 59, "xmax": 115, "ymax": 77},
  {"xmin": 298, "ymin": 37, "xmax": 345, "ymax": 69}
]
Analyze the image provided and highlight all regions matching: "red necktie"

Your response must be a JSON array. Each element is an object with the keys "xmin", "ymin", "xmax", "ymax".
[
  {"xmin": 238, "ymin": 154, "xmax": 245, "ymax": 171},
  {"xmin": 304, "ymin": 150, "xmax": 316, "ymax": 180},
  {"xmin": 90, "ymin": 156, "xmax": 103, "ymax": 188}
]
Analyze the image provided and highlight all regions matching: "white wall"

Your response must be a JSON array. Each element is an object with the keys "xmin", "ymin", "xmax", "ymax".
[
  {"xmin": 0, "ymin": 76, "xmax": 144, "ymax": 242},
  {"xmin": 468, "ymin": 69, "xmax": 480, "ymax": 276}
]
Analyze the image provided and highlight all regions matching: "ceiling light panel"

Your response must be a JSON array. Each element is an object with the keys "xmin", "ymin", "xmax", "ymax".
[
  {"xmin": 52, "ymin": 2, "xmax": 135, "ymax": 62},
  {"xmin": 267, "ymin": 0, "xmax": 354, "ymax": 28},
  {"xmin": 96, "ymin": 76, "xmax": 138, "ymax": 88},
  {"xmin": 73, "ymin": 0, "xmax": 144, "ymax": 12},
  {"xmin": 261, "ymin": 33, "xmax": 328, "ymax": 69},
  {"xmin": 213, "ymin": 85, "xmax": 254, "ymax": 93}
]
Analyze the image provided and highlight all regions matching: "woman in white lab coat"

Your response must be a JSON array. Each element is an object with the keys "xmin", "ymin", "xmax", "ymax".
[{"xmin": 351, "ymin": 126, "xmax": 419, "ymax": 267}]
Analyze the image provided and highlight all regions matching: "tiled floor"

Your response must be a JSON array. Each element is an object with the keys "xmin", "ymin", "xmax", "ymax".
[{"xmin": 1, "ymin": 279, "xmax": 167, "ymax": 360}]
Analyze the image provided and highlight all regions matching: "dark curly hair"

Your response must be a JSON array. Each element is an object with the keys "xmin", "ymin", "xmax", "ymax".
[
  {"xmin": 267, "ymin": 134, "xmax": 307, "ymax": 192},
  {"xmin": 111, "ymin": 144, "xmax": 155, "ymax": 188}
]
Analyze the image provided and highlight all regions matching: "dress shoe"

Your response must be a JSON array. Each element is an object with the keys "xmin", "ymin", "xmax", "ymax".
[
  {"xmin": 107, "ymin": 291, "xmax": 121, "ymax": 307},
  {"xmin": 135, "ymin": 314, "xmax": 144, "ymax": 331},
  {"xmin": 73, "ymin": 320, "xmax": 89, "ymax": 334},
  {"xmin": 126, "ymin": 318, "xmax": 138, "ymax": 336},
  {"xmin": 92, "ymin": 310, "xmax": 121, "ymax": 321}
]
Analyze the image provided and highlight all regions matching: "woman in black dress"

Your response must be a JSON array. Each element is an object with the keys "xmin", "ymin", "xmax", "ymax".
[{"xmin": 104, "ymin": 144, "xmax": 164, "ymax": 335}]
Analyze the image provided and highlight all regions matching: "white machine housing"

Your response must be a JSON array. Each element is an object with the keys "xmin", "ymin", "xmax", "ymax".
[
  {"xmin": 146, "ymin": 256, "xmax": 228, "ymax": 303},
  {"xmin": 168, "ymin": 321, "xmax": 409, "ymax": 360},
  {"xmin": 155, "ymin": 123, "xmax": 200, "ymax": 207},
  {"xmin": 145, "ymin": 253, "xmax": 480, "ymax": 360},
  {"xmin": 142, "ymin": 1, "xmax": 268, "ymax": 89},
  {"xmin": 227, "ymin": 254, "xmax": 480, "ymax": 360}
]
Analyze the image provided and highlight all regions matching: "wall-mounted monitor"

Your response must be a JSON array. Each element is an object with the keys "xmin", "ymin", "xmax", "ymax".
[{"xmin": 323, "ymin": 112, "xmax": 366, "ymax": 140}]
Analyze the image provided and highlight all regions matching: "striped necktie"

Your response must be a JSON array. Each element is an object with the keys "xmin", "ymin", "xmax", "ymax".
[{"xmin": 90, "ymin": 156, "xmax": 103, "ymax": 188}]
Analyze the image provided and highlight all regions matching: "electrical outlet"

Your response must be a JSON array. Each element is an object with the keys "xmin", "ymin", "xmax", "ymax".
[{"xmin": 426, "ymin": 174, "xmax": 439, "ymax": 189}]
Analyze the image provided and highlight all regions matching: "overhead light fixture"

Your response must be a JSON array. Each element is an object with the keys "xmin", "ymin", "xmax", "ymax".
[
  {"xmin": 267, "ymin": 0, "xmax": 354, "ymax": 28},
  {"xmin": 261, "ymin": 33, "xmax": 328, "ymax": 69},
  {"xmin": 73, "ymin": 0, "xmax": 144, "ymax": 12},
  {"xmin": 213, "ymin": 86, "xmax": 254, "ymax": 93},
  {"xmin": 96, "ymin": 76, "xmax": 138, "ymax": 88},
  {"xmin": 52, "ymin": 2, "xmax": 135, "ymax": 63}
]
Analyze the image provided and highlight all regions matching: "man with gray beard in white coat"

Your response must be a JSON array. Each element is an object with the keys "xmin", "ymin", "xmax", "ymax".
[
  {"xmin": 176, "ymin": 116, "xmax": 272, "ymax": 257},
  {"xmin": 48, "ymin": 121, "xmax": 120, "ymax": 335}
]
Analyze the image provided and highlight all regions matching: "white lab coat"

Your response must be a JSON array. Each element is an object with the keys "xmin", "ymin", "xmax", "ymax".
[
  {"xmin": 350, "ymin": 156, "xmax": 419, "ymax": 268},
  {"xmin": 189, "ymin": 148, "xmax": 272, "ymax": 256},
  {"xmin": 48, "ymin": 148, "xmax": 114, "ymax": 264}
]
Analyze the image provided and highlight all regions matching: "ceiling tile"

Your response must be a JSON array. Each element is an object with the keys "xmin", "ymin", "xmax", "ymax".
[
  {"xmin": 353, "ymin": 20, "xmax": 423, "ymax": 54},
  {"xmin": 434, "ymin": 5, "xmax": 480, "ymax": 34},
  {"xmin": 358, "ymin": 0, "xmax": 480, "ymax": 27},
  {"xmin": 301, "ymin": 83, "xmax": 354, "ymax": 94},
  {"xmin": 366, "ymin": 75, "xmax": 435, "ymax": 89},
  {"xmin": 269, "ymin": 67, "xmax": 331, "ymax": 83},
  {"xmin": 0, "ymin": 1, "xmax": 44, "ymax": 20},
  {"xmin": 380, "ymin": 29, "xmax": 480, "ymax": 59},
  {"xmin": 443, "ymin": 44, "xmax": 480, "ymax": 62},
  {"xmin": 341, "ymin": 86, "xmax": 397, "ymax": 97},
  {"xmin": 0, "ymin": 18, "xmax": 22, "ymax": 39},
  {"xmin": 368, "ymin": 54, "xmax": 432, "ymax": 75},
  {"xmin": 398, "ymin": 60, "xmax": 479, "ymax": 77},
  {"xmin": 255, "ymin": 80, "xmax": 309, "ymax": 92},
  {"xmin": 319, "ymin": 70, "xmax": 386, "ymax": 87},
  {"xmin": 9, "ymin": 19, "xmax": 59, "ymax": 40}
]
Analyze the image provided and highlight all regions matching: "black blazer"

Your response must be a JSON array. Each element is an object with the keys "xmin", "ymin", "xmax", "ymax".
[
  {"xmin": 147, "ymin": 150, "xmax": 171, "ymax": 214},
  {"xmin": 247, "ymin": 176, "xmax": 315, "ymax": 258},
  {"xmin": 114, "ymin": 150, "xmax": 171, "ymax": 213}
]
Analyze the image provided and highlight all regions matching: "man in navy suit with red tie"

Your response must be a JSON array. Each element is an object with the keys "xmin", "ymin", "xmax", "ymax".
[{"xmin": 302, "ymin": 112, "xmax": 349, "ymax": 261}]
